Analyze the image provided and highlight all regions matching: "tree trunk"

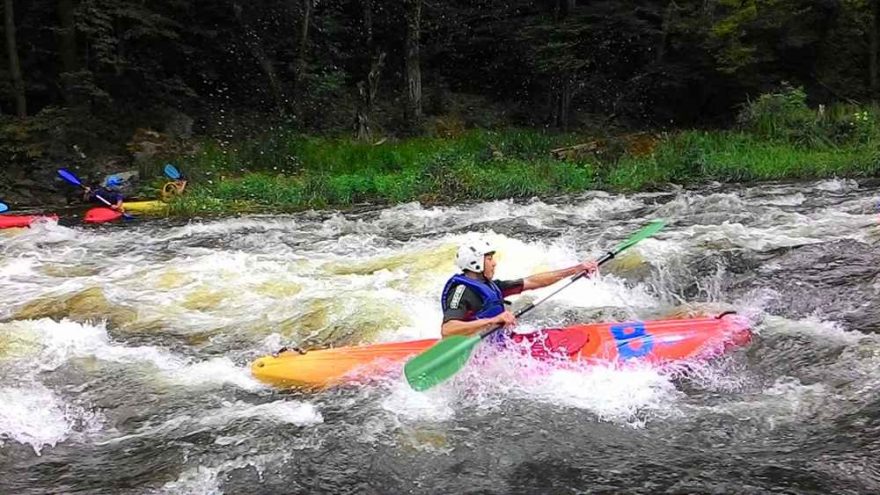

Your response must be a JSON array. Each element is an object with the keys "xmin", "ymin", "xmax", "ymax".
[
  {"xmin": 355, "ymin": 0, "xmax": 380, "ymax": 140},
  {"xmin": 559, "ymin": 78, "xmax": 572, "ymax": 130},
  {"xmin": 871, "ymin": 0, "xmax": 879, "ymax": 95},
  {"xmin": 356, "ymin": 52, "xmax": 385, "ymax": 141},
  {"xmin": 233, "ymin": 2, "xmax": 287, "ymax": 116},
  {"xmin": 4, "ymin": 0, "xmax": 26, "ymax": 117},
  {"xmin": 363, "ymin": 0, "xmax": 373, "ymax": 52},
  {"xmin": 556, "ymin": 0, "xmax": 575, "ymax": 19},
  {"xmin": 657, "ymin": 1, "xmax": 679, "ymax": 64},
  {"xmin": 57, "ymin": 0, "xmax": 82, "ymax": 106},
  {"xmin": 58, "ymin": 0, "xmax": 78, "ymax": 73},
  {"xmin": 549, "ymin": 1, "xmax": 575, "ymax": 128},
  {"xmin": 403, "ymin": 0, "xmax": 422, "ymax": 129},
  {"xmin": 701, "ymin": 0, "xmax": 716, "ymax": 18},
  {"xmin": 550, "ymin": 78, "xmax": 573, "ymax": 129},
  {"xmin": 292, "ymin": 0, "xmax": 313, "ymax": 124}
]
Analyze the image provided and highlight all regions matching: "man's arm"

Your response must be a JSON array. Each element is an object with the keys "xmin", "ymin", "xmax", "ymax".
[
  {"xmin": 442, "ymin": 316, "xmax": 498, "ymax": 337},
  {"xmin": 441, "ymin": 312, "xmax": 515, "ymax": 338},
  {"xmin": 522, "ymin": 260, "xmax": 598, "ymax": 291}
]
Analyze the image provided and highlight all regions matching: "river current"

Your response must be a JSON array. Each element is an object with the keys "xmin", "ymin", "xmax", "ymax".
[{"xmin": 1, "ymin": 179, "xmax": 878, "ymax": 494}]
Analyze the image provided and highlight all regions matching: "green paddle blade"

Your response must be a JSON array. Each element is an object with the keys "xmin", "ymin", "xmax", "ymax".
[
  {"xmin": 404, "ymin": 334, "xmax": 481, "ymax": 391},
  {"xmin": 611, "ymin": 219, "xmax": 665, "ymax": 255}
]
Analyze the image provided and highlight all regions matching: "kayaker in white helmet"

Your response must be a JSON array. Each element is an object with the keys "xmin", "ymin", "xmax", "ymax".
[{"xmin": 440, "ymin": 240, "xmax": 598, "ymax": 337}]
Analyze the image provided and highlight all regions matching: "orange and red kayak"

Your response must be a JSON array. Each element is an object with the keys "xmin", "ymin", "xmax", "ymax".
[
  {"xmin": 0, "ymin": 214, "xmax": 58, "ymax": 229},
  {"xmin": 251, "ymin": 313, "xmax": 752, "ymax": 389}
]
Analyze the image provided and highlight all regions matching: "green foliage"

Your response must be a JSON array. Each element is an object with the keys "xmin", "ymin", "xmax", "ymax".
[
  {"xmin": 819, "ymin": 104, "xmax": 880, "ymax": 145},
  {"xmin": 736, "ymin": 84, "xmax": 821, "ymax": 145},
  {"xmin": 737, "ymin": 84, "xmax": 880, "ymax": 147},
  {"xmin": 710, "ymin": 0, "xmax": 760, "ymax": 73},
  {"xmin": 606, "ymin": 130, "xmax": 880, "ymax": 190},
  {"xmin": 0, "ymin": 107, "xmax": 116, "ymax": 166}
]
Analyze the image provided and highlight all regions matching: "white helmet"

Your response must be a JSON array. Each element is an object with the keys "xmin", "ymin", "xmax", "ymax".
[{"xmin": 456, "ymin": 240, "xmax": 495, "ymax": 273}]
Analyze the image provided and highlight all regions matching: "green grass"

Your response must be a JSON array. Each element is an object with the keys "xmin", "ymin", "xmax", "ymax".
[
  {"xmin": 164, "ymin": 122, "xmax": 880, "ymax": 216},
  {"xmin": 606, "ymin": 131, "xmax": 880, "ymax": 190}
]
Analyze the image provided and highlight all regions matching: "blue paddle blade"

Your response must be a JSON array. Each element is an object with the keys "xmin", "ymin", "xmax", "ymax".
[
  {"xmin": 0, "ymin": 202, "xmax": 8, "ymax": 213},
  {"xmin": 164, "ymin": 163, "xmax": 181, "ymax": 179},
  {"xmin": 58, "ymin": 168, "xmax": 83, "ymax": 187}
]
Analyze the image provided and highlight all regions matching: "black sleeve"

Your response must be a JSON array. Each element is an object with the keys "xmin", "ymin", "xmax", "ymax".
[
  {"xmin": 496, "ymin": 279, "xmax": 524, "ymax": 297},
  {"xmin": 442, "ymin": 284, "xmax": 483, "ymax": 323}
]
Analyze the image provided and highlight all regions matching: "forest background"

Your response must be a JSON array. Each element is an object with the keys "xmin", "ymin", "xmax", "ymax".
[{"xmin": 2, "ymin": 0, "xmax": 879, "ymax": 212}]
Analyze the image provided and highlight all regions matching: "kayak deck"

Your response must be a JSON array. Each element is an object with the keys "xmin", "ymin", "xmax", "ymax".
[{"xmin": 251, "ymin": 313, "xmax": 752, "ymax": 389}]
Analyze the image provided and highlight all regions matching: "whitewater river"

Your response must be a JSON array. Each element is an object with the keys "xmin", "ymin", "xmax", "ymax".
[{"xmin": 1, "ymin": 179, "xmax": 878, "ymax": 494}]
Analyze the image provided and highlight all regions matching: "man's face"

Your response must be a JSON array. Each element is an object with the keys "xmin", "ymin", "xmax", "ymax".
[{"xmin": 482, "ymin": 253, "xmax": 496, "ymax": 279}]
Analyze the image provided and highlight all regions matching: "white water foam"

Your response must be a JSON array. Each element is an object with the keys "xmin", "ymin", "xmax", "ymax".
[
  {"xmin": 0, "ymin": 318, "xmax": 185, "ymax": 371},
  {"xmin": 377, "ymin": 347, "xmax": 688, "ymax": 429},
  {"xmin": 156, "ymin": 465, "xmax": 224, "ymax": 495},
  {"xmin": 155, "ymin": 451, "xmax": 288, "ymax": 495},
  {"xmin": 199, "ymin": 400, "xmax": 323, "ymax": 427},
  {"xmin": 761, "ymin": 314, "xmax": 867, "ymax": 345},
  {"xmin": 0, "ymin": 318, "xmax": 268, "ymax": 393},
  {"xmin": 814, "ymin": 178, "xmax": 859, "ymax": 192},
  {"xmin": 0, "ymin": 383, "xmax": 103, "ymax": 455},
  {"xmin": 165, "ymin": 358, "xmax": 266, "ymax": 391},
  {"xmin": 97, "ymin": 399, "xmax": 320, "ymax": 449}
]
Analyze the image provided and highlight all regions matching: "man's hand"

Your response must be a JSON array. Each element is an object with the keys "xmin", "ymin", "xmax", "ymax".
[
  {"xmin": 578, "ymin": 260, "xmax": 599, "ymax": 277},
  {"xmin": 491, "ymin": 310, "xmax": 517, "ymax": 328}
]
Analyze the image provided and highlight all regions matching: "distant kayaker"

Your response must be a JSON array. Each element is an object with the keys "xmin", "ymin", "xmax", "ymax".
[
  {"xmin": 83, "ymin": 175, "xmax": 125, "ymax": 211},
  {"xmin": 440, "ymin": 240, "xmax": 598, "ymax": 337}
]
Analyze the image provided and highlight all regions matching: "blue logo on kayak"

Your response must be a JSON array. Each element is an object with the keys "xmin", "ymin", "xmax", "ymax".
[{"xmin": 610, "ymin": 322, "xmax": 654, "ymax": 359}]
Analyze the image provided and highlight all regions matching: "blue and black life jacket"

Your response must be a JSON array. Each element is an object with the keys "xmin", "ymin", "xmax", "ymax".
[{"xmin": 440, "ymin": 273, "xmax": 505, "ymax": 320}]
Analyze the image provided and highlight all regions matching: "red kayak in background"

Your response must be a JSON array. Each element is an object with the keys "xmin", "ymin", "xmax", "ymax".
[
  {"xmin": 251, "ymin": 313, "xmax": 752, "ymax": 389},
  {"xmin": 84, "ymin": 207, "xmax": 124, "ymax": 224},
  {"xmin": 0, "ymin": 214, "xmax": 59, "ymax": 229}
]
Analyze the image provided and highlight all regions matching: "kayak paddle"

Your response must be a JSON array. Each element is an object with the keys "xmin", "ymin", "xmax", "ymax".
[
  {"xmin": 57, "ymin": 168, "xmax": 135, "ymax": 220},
  {"xmin": 404, "ymin": 219, "xmax": 667, "ymax": 391},
  {"xmin": 0, "ymin": 202, "xmax": 8, "ymax": 213},
  {"xmin": 164, "ymin": 163, "xmax": 182, "ymax": 180}
]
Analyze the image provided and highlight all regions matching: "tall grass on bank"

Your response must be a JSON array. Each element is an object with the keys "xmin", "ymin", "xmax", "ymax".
[
  {"xmin": 607, "ymin": 131, "xmax": 880, "ymax": 190},
  {"xmin": 166, "ymin": 88, "xmax": 880, "ymax": 214},
  {"xmin": 169, "ymin": 130, "xmax": 594, "ymax": 214}
]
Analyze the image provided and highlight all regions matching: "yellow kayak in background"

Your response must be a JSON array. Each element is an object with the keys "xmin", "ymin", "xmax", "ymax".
[{"xmin": 124, "ymin": 200, "xmax": 169, "ymax": 214}]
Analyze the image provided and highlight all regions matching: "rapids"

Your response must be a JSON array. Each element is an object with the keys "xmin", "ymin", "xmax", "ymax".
[{"xmin": 1, "ymin": 179, "xmax": 878, "ymax": 493}]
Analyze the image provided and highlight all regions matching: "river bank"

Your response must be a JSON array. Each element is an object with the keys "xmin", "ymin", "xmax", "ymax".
[
  {"xmin": 161, "ymin": 89, "xmax": 880, "ymax": 215},
  {"xmin": 163, "ymin": 126, "xmax": 880, "ymax": 216},
  {"xmin": 4, "ymin": 88, "xmax": 879, "ymax": 217}
]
